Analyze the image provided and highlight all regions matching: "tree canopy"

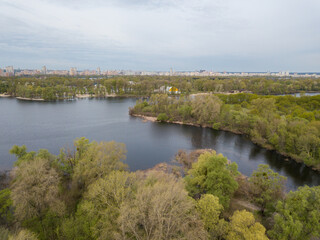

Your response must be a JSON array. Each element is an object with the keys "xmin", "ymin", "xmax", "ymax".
[
  {"xmin": 185, "ymin": 151, "xmax": 239, "ymax": 208},
  {"xmin": 269, "ymin": 185, "xmax": 320, "ymax": 240}
]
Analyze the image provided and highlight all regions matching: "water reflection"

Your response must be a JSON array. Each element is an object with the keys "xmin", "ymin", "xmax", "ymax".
[{"xmin": 1, "ymin": 97, "xmax": 320, "ymax": 191}]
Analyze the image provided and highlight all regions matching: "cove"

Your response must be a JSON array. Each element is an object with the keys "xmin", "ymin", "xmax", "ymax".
[{"xmin": 1, "ymin": 97, "xmax": 320, "ymax": 190}]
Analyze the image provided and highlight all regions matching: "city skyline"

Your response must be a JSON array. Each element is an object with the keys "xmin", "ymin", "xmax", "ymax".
[
  {"xmin": 1, "ymin": 0, "xmax": 320, "ymax": 72},
  {"xmin": 1, "ymin": 65, "xmax": 319, "ymax": 78}
]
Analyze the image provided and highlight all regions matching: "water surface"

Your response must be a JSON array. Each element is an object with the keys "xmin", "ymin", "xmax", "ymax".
[{"xmin": 1, "ymin": 97, "xmax": 320, "ymax": 190}]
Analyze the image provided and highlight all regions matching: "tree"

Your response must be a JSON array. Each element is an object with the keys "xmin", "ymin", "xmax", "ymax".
[
  {"xmin": 251, "ymin": 98, "xmax": 276, "ymax": 120},
  {"xmin": 10, "ymin": 146, "xmax": 55, "ymax": 167},
  {"xmin": 11, "ymin": 158, "xmax": 65, "ymax": 239},
  {"xmin": 72, "ymin": 141, "xmax": 128, "ymax": 191},
  {"xmin": 118, "ymin": 172, "xmax": 207, "ymax": 240},
  {"xmin": 269, "ymin": 186, "xmax": 320, "ymax": 240},
  {"xmin": 0, "ymin": 189, "xmax": 13, "ymax": 226},
  {"xmin": 191, "ymin": 95, "xmax": 222, "ymax": 125},
  {"xmin": 196, "ymin": 194, "xmax": 227, "ymax": 239},
  {"xmin": 59, "ymin": 201, "xmax": 98, "ymax": 240},
  {"xmin": 81, "ymin": 171, "xmax": 137, "ymax": 239},
  {"xmin": 175, "ymin": 149, "xmax": 211, "ymax": 173},
  {"xmin": 0, "ymin": 227, "xmax": 9, "ymax": 240},
  {"xmin": 9, "ymin": 229, "xmax": 38, "ymax": 240},
  {"xmin": 11, "ymin": 158, "xmax": 65, "ymax": 222},
  {"xmin": 157, "ymin": 113, "xmax": 169, "ymax": 122},
  {"xmin": 226, "ymin": 210, "xmax": 269, "ymax": 240},
  {"xmin": 56, "ymin": 137, "xmax": 92, "ymax": 175},
  {"xmin": 249, "ymin": 164, "xmax": 286, "ymax": 214},
  {"xmin": 185, "ymin": 151, "xmax": 239, "ymax": 208}
]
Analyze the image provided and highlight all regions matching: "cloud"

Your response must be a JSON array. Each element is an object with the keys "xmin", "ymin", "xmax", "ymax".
[{"xmin": 0, "ymin": 0, "xmax": 319, "ymax": 71}]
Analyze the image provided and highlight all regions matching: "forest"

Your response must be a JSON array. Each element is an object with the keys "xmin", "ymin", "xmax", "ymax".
[
  {"xmin": 0, "ymin": 75, "xmax": 320, "ymax": 100},
  {"xmin": 1, "ymin": 138, "xmax": 319, "ymax": 240},
  {"xmin": 130, "ymin": 93, "xmax": 320, "ymax": 170}
]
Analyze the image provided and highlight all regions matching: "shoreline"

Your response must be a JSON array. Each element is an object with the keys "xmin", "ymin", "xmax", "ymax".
[
  {"xmin": 131, "ymin": 114, "xmax": 202, "ymax": 127},
  {"xmin": 1, "ymin": 94, "xmax": 144, "ymax": 102},
  {"xmin": 16, "ymin": 97, "xmax": 45, "ymax": 101},
  {"xmin": 0, "ymin": 94, "xmax": 12, "ymax": 98},
  {"xmin": 131, "ymin": 113, "xmax": 319, "ymax": 171},
  {"xmin": 2, "ymin": 91, "xmax": 319, "ymax": 102}
]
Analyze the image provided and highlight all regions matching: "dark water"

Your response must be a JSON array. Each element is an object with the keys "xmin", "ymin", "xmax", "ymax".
[
  {"xmin": 1, "ymin": 97, "xmax": 320, "ymax": 191},
  {"xmin": 280, "ymin": 92, "xmax": 320, "ymax": 97}
]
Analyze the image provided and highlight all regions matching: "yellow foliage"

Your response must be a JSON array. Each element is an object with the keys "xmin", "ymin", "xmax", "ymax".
[{"xmin": 226, "ymin": 210, "xmax": 269, "ymax": 240}]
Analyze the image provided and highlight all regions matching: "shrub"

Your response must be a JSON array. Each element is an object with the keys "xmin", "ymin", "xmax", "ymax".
[{"xmin": 157, "ymin": 113, "xmax": 169, "ymax": 122}]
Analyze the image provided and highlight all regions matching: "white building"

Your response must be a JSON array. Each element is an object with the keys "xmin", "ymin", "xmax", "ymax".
[
  {"xmin": 41, "ymin": 66, "xmax": 47, "ymax": 75},
  {"xmin": 5, "ymin": 66, "xmax": 14, "ymax": 76},
  {"xmin": 70, "ymin": 67, "xmax": 77, "ymax": 76}
]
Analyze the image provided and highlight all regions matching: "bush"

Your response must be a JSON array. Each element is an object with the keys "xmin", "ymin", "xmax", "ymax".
[
  {"xmin": 212, "ymin": 122, "xmax": 221, "ymax": 130},
  {"xmin": 157, "ymin": 113, "xmax": 169, "ymax": 122},
  {"xmin": 142, "ymin": 106, "xmax": 153, "ymax": 113}
]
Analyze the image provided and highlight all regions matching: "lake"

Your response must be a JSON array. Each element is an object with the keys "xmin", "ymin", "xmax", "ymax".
[{"xmin": 1, "ymin": 97, "xmax": 320, "ymax": 190}]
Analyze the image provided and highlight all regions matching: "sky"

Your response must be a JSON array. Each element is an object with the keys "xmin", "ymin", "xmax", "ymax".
[{"xmin": 0, "ymin": 0, "xmax": 320, "ymax": 72}]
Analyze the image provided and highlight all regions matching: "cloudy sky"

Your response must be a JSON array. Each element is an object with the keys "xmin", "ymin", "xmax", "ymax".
[{"xmin": 1, "ymin": 0, "xmax": 320, "ymax": 71}]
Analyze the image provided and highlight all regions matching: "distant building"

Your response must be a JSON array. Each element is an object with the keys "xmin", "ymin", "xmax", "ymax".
[
  {"xmin": 159, "ymin": 86, "xmax": 180, "ymax": 94},
  {"xmin": 41, "ymin": 66, "xmax": 47, "ymax": 75},
  {"xmin": 70, "ymin": 67, "xmax": 77, "ymax": 76},
  {"xmin": 97, "ymin": 67, "xmax": 101, "ymax": 75},
  {"xmin": 168, "ymin": 86, "xmax": 180, "ymax": 94},
  {"xmin": 5, "ymin": 66, "xmax": 14, "ymax": 76}
]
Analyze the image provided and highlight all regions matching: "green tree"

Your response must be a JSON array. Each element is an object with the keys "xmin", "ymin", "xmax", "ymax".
[
  {"xmin": 269, "ymin": 186, "xmax": 320, "ymax": 240},
  {"xmin": 59, "ymin": 201, "xmax": 98, "ymax": 240},
  {"xmin": 249, "ymin": 164, "xmax": 286, "ymax": 214},
  {"xmin": 72, "ymin": 141, "xmax": 128, "ymax": 191},
  {"xmin": 56, "ymin": 137, "xmax": 92, "ymax": 175},
  {"xmin": 157, "ymin": 113, "xmax": 169, "ymax": 122},
  {"xmin": 185, "ymin": 151, "xmax": 239, "ymax": 208},
  {"xmin": 10, "ymin": 146, "xmax": 55, "ymax": 167},
  {"xmin": 196, "ymin": 194, "xmax": 227, "ymax": 239},
  {"xmin": 0, "ymin": 189, "xmax": 13, "ymax": 226},
  {"xmin": 80, "ymin": 171, "xmax": 137, "ymax": 240}
]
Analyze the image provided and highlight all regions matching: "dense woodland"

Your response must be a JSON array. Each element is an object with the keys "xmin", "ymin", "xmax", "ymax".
[
  {"xmin": 1, "ymin": 76, "xmax": 320, "ymax": 100},
  {"xmin": 131, "ymin": 94, "xmax": 320, "ymax": 170},
  {"xmin": 1, "ymin": 138, "xmax": 319, "ymax": 240}
]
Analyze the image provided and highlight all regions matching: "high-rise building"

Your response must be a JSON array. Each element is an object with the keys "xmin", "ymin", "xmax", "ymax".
[
  {"xmin": 41, "ymin": 66, "xmax": 47, "ymax": 75},
  {"xmin": 5, "ymin": 66, "xmax": 14, "ymax": 76},
  {"xmin": 70, "ymin": 67, "xmax": 77, "ymax": 76},
  {"xmin": 97, "ymin": 67, "xmax": 101, "ymax": 75}
]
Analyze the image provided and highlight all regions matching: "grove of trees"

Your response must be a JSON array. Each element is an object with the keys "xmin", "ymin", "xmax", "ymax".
[
  {"xmin": 1, "ymin": 75, "xmax": 320, "ymax": 100},
  {"xmin": 0, "ymin": 139, "xmax": 319, "ymax": 239},
  {"xmin": 130, "ymin": 93, "xmax": 320, "ymax": 170}
]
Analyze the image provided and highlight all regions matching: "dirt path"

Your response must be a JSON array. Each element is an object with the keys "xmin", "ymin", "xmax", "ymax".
[{"xmin": 232, "ymin": 199, "xmax": 261, "ymax": 211}]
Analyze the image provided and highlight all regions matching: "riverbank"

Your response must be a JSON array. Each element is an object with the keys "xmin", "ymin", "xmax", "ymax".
[
  {"xmin": 1, "ymin": 93, "xmax": 142, "ymax": 102},
  {"xmin": 0, "ymin": 94, "xmax": 12, "ymax": 98},
  {"xmin": 140, "ymin": 161, "xmax": 262, "ymax": 213},
  {"xmin": 16, "ymin": 97, "xmax": 45, "ymax": 101},
  {"xmin": 132, "ymin": 113, "xmax": 245, "ymax": 136},
  {"xmin": 131, "ymin": 114, "xmax": 202, "ymax": 127},
  {"xmin": 131, "ymin": 113, "xmax": 316, "ymax": 171}
]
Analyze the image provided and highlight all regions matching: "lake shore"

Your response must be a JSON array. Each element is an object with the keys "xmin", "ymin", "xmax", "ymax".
[
  {"xmin": 0, "ymin": 94, "xmax": 12, "ymax": 98},
  {"xmin": 131, "ymin": 114, "xmax": 201, "ymax": 127},
  {"xmin": 1, "ymin": 93, "xmax": 141, "ymax": 102},
  {"xmin": 16, "ymin": 97, "xmax": 45, "ymax": 101},
  {"xmin": 131, "ymin": 113, "xmax": 315, "ymax": 171}
]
